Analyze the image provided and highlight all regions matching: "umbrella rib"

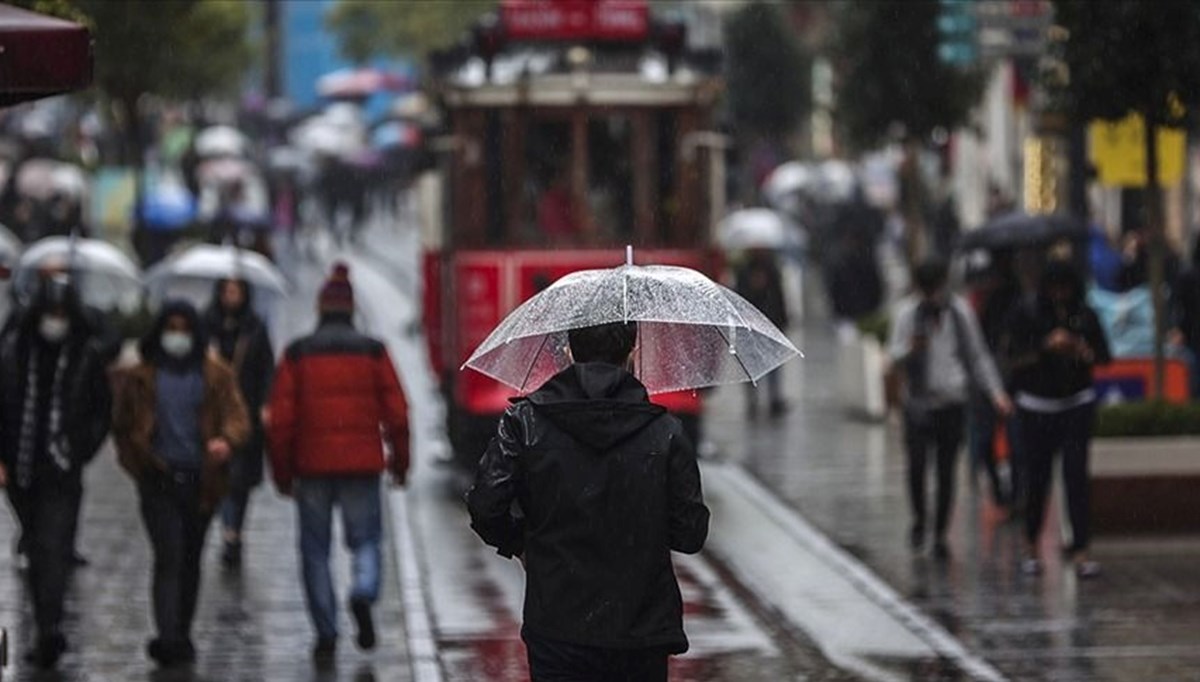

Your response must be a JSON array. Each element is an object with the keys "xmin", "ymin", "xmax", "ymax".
[
  {"xmin": 714, "ymin": 324, "xmax": 756, "ymax": 386},
  {"xmin": 518, "ymin": 332, "xmax": 553, "ymax": 393}
]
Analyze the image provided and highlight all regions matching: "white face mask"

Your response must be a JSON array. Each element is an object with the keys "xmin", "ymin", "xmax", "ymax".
[
  {"xmin": 38, "ymin": 315, "xmax": 70, "ymax": 343},
  {"xmin": 161, "ymin": 331, "xmax": 194, "ymax": 359}
]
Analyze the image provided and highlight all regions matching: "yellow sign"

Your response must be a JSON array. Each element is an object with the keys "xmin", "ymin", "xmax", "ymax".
[{"xmin": 1089, "ymin": 113, "xmax": 1186, "ymax": 187}]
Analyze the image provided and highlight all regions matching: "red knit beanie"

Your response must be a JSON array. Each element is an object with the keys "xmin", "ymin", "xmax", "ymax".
[{"xmin": 318, "ymin": 262, "xmax": 354, "ymax": 315}]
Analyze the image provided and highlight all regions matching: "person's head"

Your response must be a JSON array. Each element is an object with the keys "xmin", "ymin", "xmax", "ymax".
[
  {"xmin": 911, "ymin": 258, "xmax": 949, "ymax": 301},
  {"xmin": 1039, "ymin": 259, "xmax": 1084, "ymax": 308},
  {"xmin": 214, "ymin": 277, "xmax": 251, "ymax": 316},
  {"xmin": 141, "ymin": 299, "xmax": 207, "ymax": 366},
  {"xmin": 27, "ymin": 273, "xmax": 86, "ymax": 345},
  {"xmin": 317, "ymin": 262, "xmax": 354, "ymax": 321},
  {"xmin": 567, "ymin": 321, "xmax": 638, "ymax": 368}
]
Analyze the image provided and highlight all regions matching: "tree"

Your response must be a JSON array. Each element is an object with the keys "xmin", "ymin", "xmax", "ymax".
[
  {"xmin": 833, "ymin": 1, "xmax": 984, "ymax": 262},
  {"xmin": 1054, "ymin": 1, "xmax": 1200, "ymax": 398},
  {"xmin": 723, "ymin": 2, "xmax": 811, "ymax": 142},
  {"xmin": 327, "ymin": 0, "xmax": 496, "ymax": 64}
]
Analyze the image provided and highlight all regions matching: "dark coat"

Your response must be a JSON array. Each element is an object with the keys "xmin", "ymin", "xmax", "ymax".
[
  {"xmin": 206, "ymin": 285, "xmax": 275, "ymax": 489},
  {"xmin": 0, "ymin": 284, "xmax": 112, "ymax": 489},
  {"xmin": 735, "ymin": 252, "xmax": 789, "ymax": 329},
  {"xmin": 466, "ymin": 363, "xmax": 710, "ymax": 654},
  {"xmin": 267, "ymin": 317, "xmax": 409, "ymax": 491},
  {"xmin": 1003, "ymin": 264, "xmax": 1112, "ymax": 400}
]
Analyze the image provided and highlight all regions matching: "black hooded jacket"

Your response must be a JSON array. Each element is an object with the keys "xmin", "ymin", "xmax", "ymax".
[
  {"xmin": 1003, "ymin": 263, "xmax": 1111, "ymax": 400},
  {"xmin": 466, "ymin": 362, "xmax": 709, "ymax": 654},
  {"xmin": 0, "ymin": 279, "xmax": 112, "ymax": 485}
]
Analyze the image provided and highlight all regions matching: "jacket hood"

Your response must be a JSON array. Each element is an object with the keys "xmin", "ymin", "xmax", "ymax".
[
  {"xmin": 140, "ymin": 299, "xmax": 209, "ymax": 367},
  {"xmin": 523, "ymin": 362, "xmax": 665, "ymax": 451}
]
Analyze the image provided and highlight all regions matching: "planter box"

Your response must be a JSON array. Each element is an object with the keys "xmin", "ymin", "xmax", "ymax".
[{"xmin": 1091, "ymin": 436, "xmax": 1200, "ymax": 533}]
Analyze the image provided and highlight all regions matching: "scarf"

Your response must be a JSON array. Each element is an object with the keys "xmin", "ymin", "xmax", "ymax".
[{"xmin": 15, "ymin": 343, "xmax": 72, "ymax": 489}]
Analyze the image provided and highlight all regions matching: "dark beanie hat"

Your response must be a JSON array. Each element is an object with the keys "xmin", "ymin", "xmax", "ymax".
[{"xmin": 318, "ymin": 262, "xmax": 354, "ymax": 315}]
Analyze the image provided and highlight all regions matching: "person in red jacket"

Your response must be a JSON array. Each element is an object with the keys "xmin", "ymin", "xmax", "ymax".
[{"xmin": 267, "ymin": 262, "xmax": 409, "ymax": 666}]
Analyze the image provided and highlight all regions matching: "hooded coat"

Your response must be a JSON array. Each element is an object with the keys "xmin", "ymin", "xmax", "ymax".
[
  {"xmin": 111, "ymin": 300, "xmax": 250, "ymax": 513},
  {"xmin": 0, "ymin": 279, "xmax": 112, "ymax": 489},
  {"xmin": 1004, "ymin": 262, "xmax": 1112, "ymax": 400},
  {"xmin": 204, "ymin": 279, "xmax": 274, "ymax": 489},
  {"xmin": 466, "ymin": 362, "xmax": 710, "ymax": 654}
]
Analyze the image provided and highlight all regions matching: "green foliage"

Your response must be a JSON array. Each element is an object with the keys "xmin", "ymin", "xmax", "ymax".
[
  {"xmin": 1053, "ymin": 0, "xmax": 1200, "ymax": 126},
  {"xmin": 327, "ymin": 0, "xmax": 496, "ymax": 63},
  {"xmin": 832, "ymin": 1, "xmax": 984, "ymax": 150},
  {"xmin": 1094, "ymin": 401, "xmax": 1200, "ymax": 438},
  {"xmin": 723, "ymin": 1, "xmax": 810, "ymax": 139},
  {"xmin": 9, "ymin": 0, "xmax": 254, "ymax": 103}
]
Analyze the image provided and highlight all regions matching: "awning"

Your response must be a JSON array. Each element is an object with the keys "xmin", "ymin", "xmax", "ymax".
[{"xmin": 0, "ymin": 3, "xmax": 92, "ymax": 106}]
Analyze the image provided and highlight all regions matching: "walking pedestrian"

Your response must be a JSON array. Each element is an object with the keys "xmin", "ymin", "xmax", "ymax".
[
  {"xmin": 887, "ymin": 259, "xmax": 1013, "ymax": 558},
  {"xmin": 267, "ymin": 262, "xmax": 410, "ymax": 665},
  {"xmin": 0, "ymin": 275, "xmax": 112, "ymax": 668},
  {"xmin": 205, "ymin": 278, "xmax": 274, "ymax": 570},
  {"xmin": 112, "ymin": 300, "xmax": 250, "ymax": 667},
  {"xmin": 735, "ymin": 248, "xmax": 790, "ymax": 418},
  {"xmin": 466, "ymin": 320, "xmax": 710, "ymax": 682},
  {"xmin": 1004, "ymin": 260, "xmax": 1111, "ymax": 578}
]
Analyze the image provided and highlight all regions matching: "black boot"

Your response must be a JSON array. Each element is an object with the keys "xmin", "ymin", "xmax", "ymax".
[
  {"xmin": 25, "ymin": 632, "xmax": 67, "ymax": 669},
  {"xmin": 221, "ymin": 539, "xmax": 242, "ymax": 570}
]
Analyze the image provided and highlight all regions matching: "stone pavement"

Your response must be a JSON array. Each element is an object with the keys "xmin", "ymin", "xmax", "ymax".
[
  {"xmin": 704, "ymin": 318, "xmax": 1200, "ymax": 681},
  {"xmin": 0, "ymin": 450, "xmax": 413, "ymax": 682}
]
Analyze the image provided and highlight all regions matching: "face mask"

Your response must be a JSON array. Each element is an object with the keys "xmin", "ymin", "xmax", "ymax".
[
  {"xmin": 38, "ymin": 315, "xmax": 70, "ymax": 343},
  {"xmin": 161, "ymin": 331, "xmax": 194, "ymax": 359}
]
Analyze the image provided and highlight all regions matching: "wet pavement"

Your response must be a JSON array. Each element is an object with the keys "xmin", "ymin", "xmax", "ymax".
[
  {"xmin": 705, "ymin": 318, "xmax": 1200, "ymax": 681},
  {"xmin": 5, "ymin": 213, "xmax": 1200, "ymax": 681}
]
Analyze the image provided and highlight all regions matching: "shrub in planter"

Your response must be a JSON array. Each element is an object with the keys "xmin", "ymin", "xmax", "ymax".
[{"xmin": 1093, "ymin": 401, "xmax": 1200, "ymax": 438}]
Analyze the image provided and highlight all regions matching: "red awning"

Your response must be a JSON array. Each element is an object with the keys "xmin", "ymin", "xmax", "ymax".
[{"xmin": 0, "ymin": 3, "xmax": 92, "ymax": 107}]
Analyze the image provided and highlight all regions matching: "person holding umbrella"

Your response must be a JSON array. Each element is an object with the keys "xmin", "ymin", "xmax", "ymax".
[
  {"xmin": 467, "ymin": 320, "xmax": 710, "ymax": 681},
  {"xmin": 0, "ymin": 274, "xmax": 112, "ymax": 668},
  {"xmin": 205, "ymin": 278, "xmax": 274, "ymax": 570}
]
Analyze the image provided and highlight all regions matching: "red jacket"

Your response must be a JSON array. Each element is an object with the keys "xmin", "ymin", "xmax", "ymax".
[{"xmin": 268, "ymin": 320, "xmax": 409, "ymax": 490}]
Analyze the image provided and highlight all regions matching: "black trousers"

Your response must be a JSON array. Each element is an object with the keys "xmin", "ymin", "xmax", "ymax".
[
  {"xmin": 903, "ymin": 404, "xmax": 966, "ymax": 538},
  {"xmin": 138, "ymin": 470, "xmax": 212, "ymax": 647},
  {"xmin": 523, "ymin": 629, "xmax": 668, "ymax": 682},
  {"xmin": 1018, "ymin": 404, "xmax": 1096, "ymax": 552},
  {"xmin": 9, "ymin": 475, "xmax": 81, "ymax": 639}
]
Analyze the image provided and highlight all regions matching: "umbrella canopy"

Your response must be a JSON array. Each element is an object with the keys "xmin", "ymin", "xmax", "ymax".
[
  {"xmin": 717, "ymin": 208, "xmax": 804, "ymax": 251},
  {"xmin": 15, "ymin": 158, "xmax": 86, "ymax": 201},
  {"xmin": 0, "ymin": 223, "xmax": 22, "ymax": 272},
  {"xmin": 464, "ymin": 261, "xmax": 800, "ymax": 395},
  {"xmin": 958, "ymin": 212, "xmax": 1087, "ymax": 251},
  {"xmin": 15, "ymin": 236, "xmax": 142, "ymax": 310},
  {"xmin": 138, "ymin": 184, "xmax": 197, "ymax": 230},
  {"xmin": 194, "ymin": 125, "xmax": 249, "ymax": 158},
  {"xmin": 317, "ymin": 67, "xmax": 410, "ymax": 99},
  {"xmin": 144, "ymin": 244, "xmax": 287, "ymax": 296},
  {"xmin": 763, "ymin": 161, "xmax": 816, "ymax": 209},
  {"xmin": 0, "ymin": 4, "xmax": 91, "ymax": 107},
  {"xmin": 195, "ymin": 157, "xmax": 259, "ymax": 186}
]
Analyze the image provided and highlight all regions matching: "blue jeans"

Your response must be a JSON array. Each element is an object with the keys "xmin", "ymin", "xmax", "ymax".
[{"xmin": 295, "ymin": 476, "xmax": 383, "ymax": 640}]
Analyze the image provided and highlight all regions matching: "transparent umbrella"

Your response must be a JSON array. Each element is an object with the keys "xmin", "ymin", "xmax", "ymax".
[
  {"xmin": 15, "ymin": 236, "xmax": 142, "ymax": 311},
  {"xmin": 717, "ymin": 208, "xmax": 805, "ymax": 251},
  {"xmin": 464, "ymin": 253, "xmax": 800, "ymax": 394}
]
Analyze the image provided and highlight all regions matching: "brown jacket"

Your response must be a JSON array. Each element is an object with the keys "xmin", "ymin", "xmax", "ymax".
[{"xmin": 112, "ymin": 353, "xmax": 251, "ymax": 512}]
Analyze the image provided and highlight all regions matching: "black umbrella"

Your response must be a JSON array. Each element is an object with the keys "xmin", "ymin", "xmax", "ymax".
[{"xmin": 958, "ymin": 212, "xmax": 1087, "ymax": 251}]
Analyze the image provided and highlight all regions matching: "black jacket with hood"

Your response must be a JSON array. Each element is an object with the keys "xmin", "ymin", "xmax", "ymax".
[{"xmin": 466, "ymin": 362, "xmax": 709, "ymax": 654}]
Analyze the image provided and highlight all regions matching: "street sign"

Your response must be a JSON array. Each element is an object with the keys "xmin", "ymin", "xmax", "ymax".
[
  {"xmin": 975, "ymin": 0, "xmax": 1053, "ymax": 59},
  {"xmin": 1089, "ymin": 113, "xmax": 1186, "ymax": 187},
  {"xmin": 937, "ymin": 0, "xmax": 978, "ymax": 65}
]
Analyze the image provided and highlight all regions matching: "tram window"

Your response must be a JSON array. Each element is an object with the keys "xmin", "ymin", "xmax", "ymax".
[
  {"xmin": 588, "ymin": 115, "xmax": 633, "ymax": 243},
  {"xmin": 526, "ymin": 119, "xmax": 575, "ymax": 245}
]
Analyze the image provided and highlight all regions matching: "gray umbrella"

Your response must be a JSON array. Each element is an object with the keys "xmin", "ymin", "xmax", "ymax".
[{"xmin": 463, "ymin": 255, "xmax": 800, "ymax": 395}]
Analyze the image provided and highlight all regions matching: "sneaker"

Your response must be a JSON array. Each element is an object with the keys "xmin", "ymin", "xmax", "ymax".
[
  {"xmin": 1020, "ymin": 557, "xmax": 1042, "ymax": 576},
  {"xmin": 147, "ymin": 638, "xmax": 192, "ymax": 667},
  {"xmin": 932, "ymin": 540, "xmax": 950, "ymax": 560},
  {"xmin": 351, "ymin": 597, "xmax": 376, "ymax": 650},
  {"xmin": 1074, "ymin": 560, "xmax": 1102, "ymax": 579},
  {"xmin": 909, "ymin": 525, "xmax": 925, "ymax": 552},
  {"xmin": 312, "ymin": 637, "xmax": 337, "ymax": 666}
]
